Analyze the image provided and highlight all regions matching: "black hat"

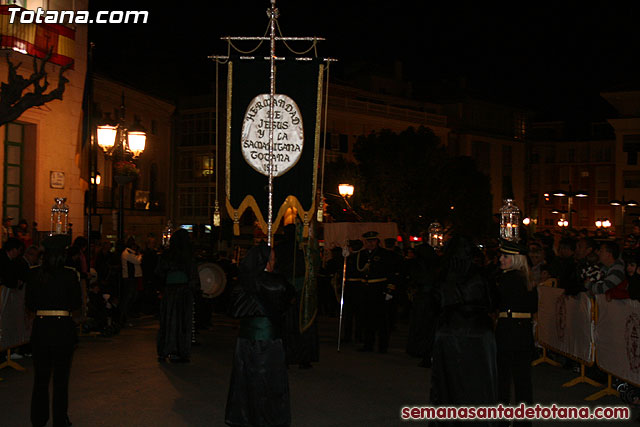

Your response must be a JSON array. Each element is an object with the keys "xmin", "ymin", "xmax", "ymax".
[
  {"xmin": 2, "ymin": 216, "xmax": 13, "ymax": 222},
  {"xmin": 499, "ymin": 239, "xmax": 528, "ymax": 255},
  {"xmin": 348, "ymin": 239, "xmax": 363, "ymax": 251},
  {"xmin": 41, "ymin": 234, "xmax": 71, "ymax": 250},
  {"xmin": 362, "ymin": 231, "xmax": 379, "ymax": 240}
]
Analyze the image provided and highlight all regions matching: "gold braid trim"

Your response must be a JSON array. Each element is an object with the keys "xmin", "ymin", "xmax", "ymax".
[{"xmin": 225, "ymin": 61, "xmax": 233, "ymax": 199}]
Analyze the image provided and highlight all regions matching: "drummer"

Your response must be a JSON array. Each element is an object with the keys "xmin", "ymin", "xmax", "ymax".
[{"xmin": 195, "ymin": 262, "xmax": 226, "ymax": 330}]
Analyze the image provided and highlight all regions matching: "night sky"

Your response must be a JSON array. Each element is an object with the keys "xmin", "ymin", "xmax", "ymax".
[{"xmin": 88, "ymin": 1, "xmax": 640, "ymax": 123}]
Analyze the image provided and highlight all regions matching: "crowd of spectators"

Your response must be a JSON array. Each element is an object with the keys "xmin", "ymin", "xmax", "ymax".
[{"xmin": 522, "ymin": 228, "xmax": 640, "ymax": 302}]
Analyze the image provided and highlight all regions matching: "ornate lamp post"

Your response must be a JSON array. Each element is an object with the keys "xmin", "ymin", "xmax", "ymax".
[
  {"xmin": 50, "ymin": 197, "xmax": 69, "ymax": 236},
  {"xmin": 96, "ymin": 93, "xmax": 146, "ymax": 243},
  {"xmin": 428, "ymin": 222, "xmax": 443, "ymax": 248},
  {"xmin": 500, "ymin": 198, "xmax": 521, "ymax": 242}
]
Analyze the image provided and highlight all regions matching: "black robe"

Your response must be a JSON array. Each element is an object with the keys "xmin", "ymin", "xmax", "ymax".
[
  {"xmin": 226, "ymin": 245, "xmax": 294, "ymax": 427},
  {"xmin": 155, "ymin": 255, "xmax": 198, "ymax": 360},
  {"xmin": 429, "ymin": 237, "xmax": 498, "ymax": 426}
]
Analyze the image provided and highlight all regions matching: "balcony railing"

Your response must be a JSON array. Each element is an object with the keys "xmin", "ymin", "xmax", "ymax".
[{"xmin": 328, "ymin": 96, "xmax": 447, "ymax": 127}]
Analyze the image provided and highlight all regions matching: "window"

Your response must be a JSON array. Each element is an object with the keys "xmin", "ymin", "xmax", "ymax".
[
  {"xmin": 596, "ymin": 166, "xmax": 610, "ymax": 184},
  {"xmin": 597, "ymin": 190, "xmax": 609, "ymax": 205},
  {"xmin": 177, "ymin": 185, "xmax": 215, "ymax": 219},
  {"xmin": 179, "ymin": 112, "xmax": 215, "ymax": 146},
  {"xmin": 579, "ymin": 145, "xmax": 590, "ymax": 163},
  {"xmin": 177, "ymin": 151, "xmax": 214, "ymax": 182},
  {"xmin": 3, "ymin": 123, "xmax": 23, "ymax": 223},
  {"xmin": 624, "ymin": 171, "xmax": 640, "ymax": 189},
  {"xmin": 559, "ymin": 167, "xmax": 569, "ymax": 185},
  {"xmin": 623, "ymin": 136, "xmax": 640, "ymax": 166}
]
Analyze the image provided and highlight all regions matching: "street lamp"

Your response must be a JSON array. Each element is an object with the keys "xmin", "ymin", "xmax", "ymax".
[
  {"xmin": 338, "ymin": 183, "xmax": 354, "ymax": 198},
  {"xmin": 550, "ymin": 186, "xmax": 587, "ymax": 228},
  {"xmin": 90, "ymin": 172, "xmax": 101, "ymax": 186},
  {"xmin": 336, "ymin": 183, "xmax": 361, "ymax": 221},
  {"xmin": 609, "ymin": 197, "xmax": 638, "ymax": 235},
  {"xmin": 96, "ymin": 93, "xmax": 147, "ymax": 243}
]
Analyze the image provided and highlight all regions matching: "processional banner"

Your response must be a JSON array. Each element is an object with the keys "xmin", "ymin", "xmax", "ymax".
[
  {"xmin": 537, "ymin": 286, "xmax": 593, "ymax": 364},
  {"xmin": 225, "ymin": 57, "xmax": 323, "ymax": 236},
  {"xmin": 594, "ymin": 296, "xmax": 640, "ymax": 385}
]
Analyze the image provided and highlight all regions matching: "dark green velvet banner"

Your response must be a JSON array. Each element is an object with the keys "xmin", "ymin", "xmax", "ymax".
[{"xmin": 226, "ymin": 58, "xmax": 323, "ymax": 235}]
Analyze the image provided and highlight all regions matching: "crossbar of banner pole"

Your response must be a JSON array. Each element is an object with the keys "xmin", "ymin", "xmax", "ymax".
[
  {"xmin": 208, "ymin": 55, "xmax": 338, "ymax": 62},
  {"xmin": 221, "ymin": 36, "xmax": 325, "ymax": 41}
]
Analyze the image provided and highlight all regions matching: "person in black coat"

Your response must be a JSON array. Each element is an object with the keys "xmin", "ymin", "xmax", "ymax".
[
  {"xmin": 26, "ymin": 234, "xmax": 81, "ymax": 427},
  {"xmin": 225, "ymin": 243, "xmax": 295, "ymax": 427},
  {"xmin": 429, "ymin": 236, "xmax": 498, "ymax": 426},
  {"xmin": 494, "ymin": 239, "xmax": 538, "ymax": 427},
  {"xmin": 0, "ymin": 237, "xmax": 24, "ymax": 288},
  {"xmin": 155, "ymin": 229, "xmax": 199, "ymax": 363}
]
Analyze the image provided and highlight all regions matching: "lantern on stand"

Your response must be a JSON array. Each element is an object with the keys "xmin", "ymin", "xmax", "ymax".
[
  {"xmin": 428, "ymin": 222, "xmax": 443, "ymax": 248},
  {"xmin": 162, "ymin": 220, "xmax": 173, "ymax": 248},
  {"xmin": 50, "ymin": 197, "xmax": 69, "ymax": 235},
  {"xmin": 499, "ymin": 198, "xmax": 521, "ymax": 242}
]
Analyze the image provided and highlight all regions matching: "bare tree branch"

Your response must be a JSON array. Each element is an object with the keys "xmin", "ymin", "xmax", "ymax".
[{"xmin": 0, "ymin": 49, "xmax": 72, "ymax": 125}]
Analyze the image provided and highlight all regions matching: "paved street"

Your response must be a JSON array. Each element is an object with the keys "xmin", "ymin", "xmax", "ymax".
[{"xmin": 0, "ymin": 314, "xmax": 634, "ymax": 426}]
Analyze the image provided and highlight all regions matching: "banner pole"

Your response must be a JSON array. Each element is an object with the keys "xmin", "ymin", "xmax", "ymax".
[
  {"xmin": 337, "ymin": 244, "xmax": 348, "ymax": 352},
  {"xmin": 267, "ymin": 0, "xmax": 277, "ymax": 247}
]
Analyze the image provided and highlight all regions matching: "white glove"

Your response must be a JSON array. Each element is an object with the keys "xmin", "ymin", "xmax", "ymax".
[
  {"xmin": 385, "ymin": 293, "xmax": 393, "ymax": 301},
  {"xmin": 342, "ymin": 246, "xmax": 350, "ymax": 257}
]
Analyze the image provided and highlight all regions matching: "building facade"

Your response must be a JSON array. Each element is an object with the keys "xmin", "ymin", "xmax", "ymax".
[
  {"xmin": 526, "ymin": 126, "xmax": 616, "ymax": 232},
  {"xmin": 602, "ymin": 90, "xmax": 640, "ymax": 235},
  {"xmin": 90, "ymin": 75, "xmax": 175, "ymax": 243},
  {"xmin": 0, "ymin": 0, "xmax": 87, "ymax": 238}
]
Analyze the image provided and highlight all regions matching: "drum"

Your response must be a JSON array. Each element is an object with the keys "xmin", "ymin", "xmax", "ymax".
[{"xmin": 198, "ymin": 262, "xmax": 227, "ymax": 298}]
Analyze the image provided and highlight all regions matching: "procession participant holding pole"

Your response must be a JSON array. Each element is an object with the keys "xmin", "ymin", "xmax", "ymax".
[
  {"xmin": 225, "ymin": 243, "xmax": 294, "ymax": 427},
  {"xmin": 26, "ymin": 234, "xmax": 81, "ymax": 427},
  {"xmin": 276, "ymin": 224, "xmax": 319, "ymax": 368},
  {"xmin": 340, "ymin": 239, "xmax": 364, "ymax": 345},
  {"xmin": 357, "ymin": 231, "xmax": 395, "ymax": 353}
]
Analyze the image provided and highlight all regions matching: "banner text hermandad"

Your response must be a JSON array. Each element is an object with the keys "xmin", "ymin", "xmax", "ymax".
[{"xmin": 226, "ymin": 57, "xmax": 323, "ymax": 237}]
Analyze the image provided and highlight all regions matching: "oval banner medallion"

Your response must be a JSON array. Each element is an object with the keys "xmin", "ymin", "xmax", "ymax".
[{"xmin": 241, "ymin": 94, "xmax": 304, "ymax": 177}]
